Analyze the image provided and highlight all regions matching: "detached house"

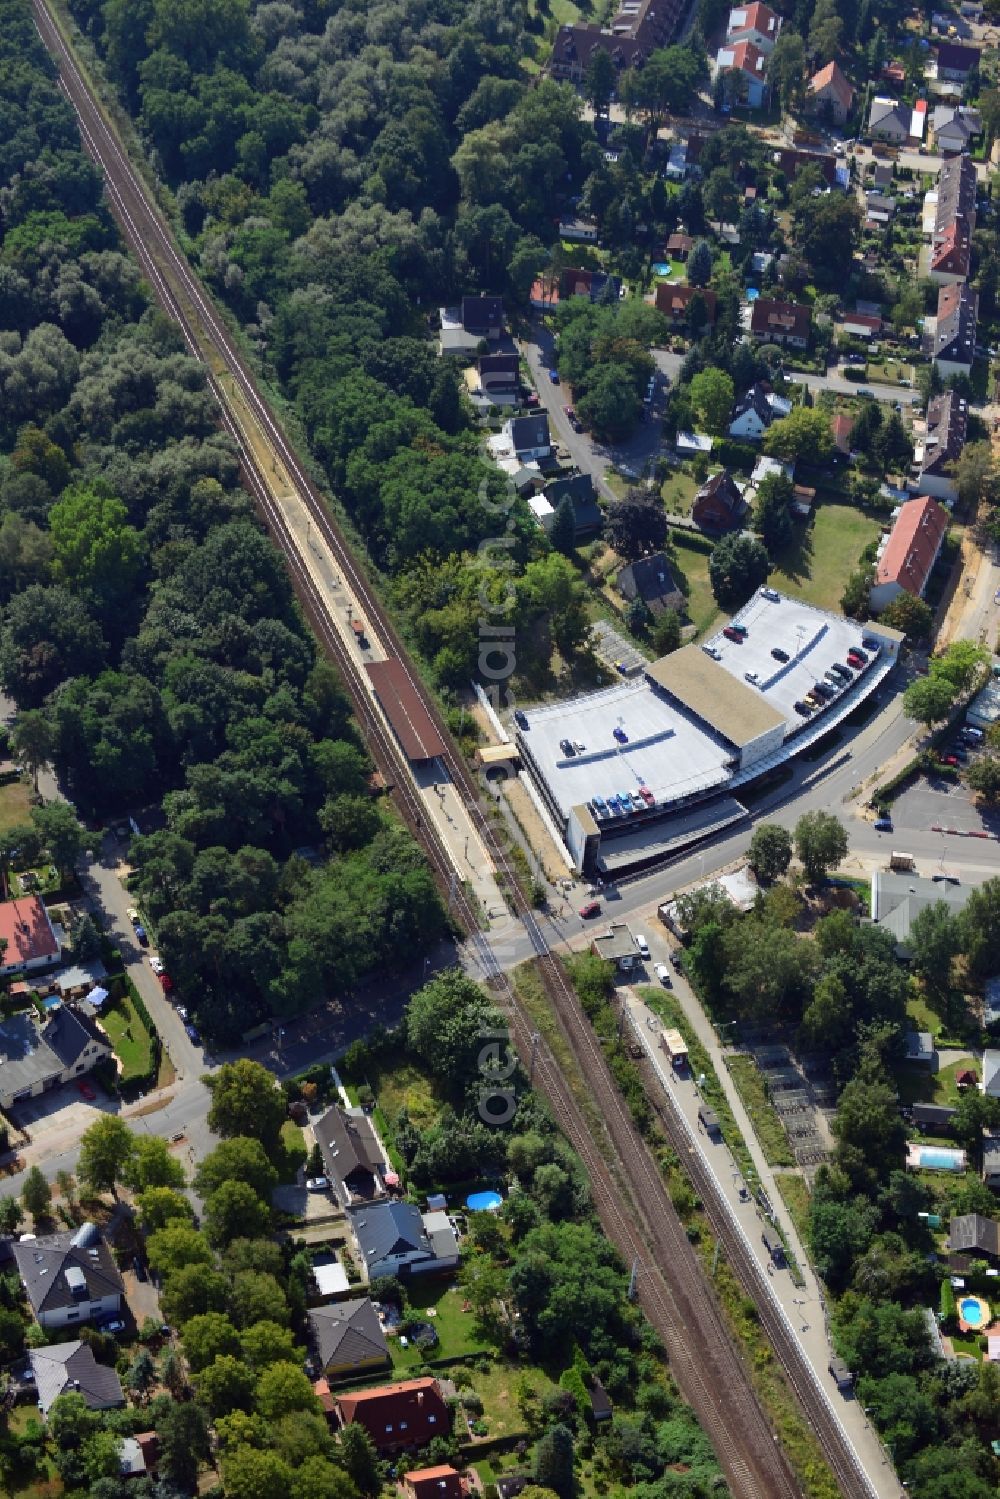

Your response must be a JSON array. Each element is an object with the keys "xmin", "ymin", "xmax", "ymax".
[
  {"xmin": 0, "ymin": 895, "xmax": 60, "ymax": 978},
  {"xmin": 933, "ymin": 40, "xmax": 979, "ymax": 85},
  {"xmin": 14, "ymin": 1223, "xmax": 124, "ymax": 1331},
  {"xmin": 0, "ymin": 1001, "xmax": 110, "ymax": 1112},
  {"xmin": 713, "ymin": 40, "xmax": 770, "ymax": 109},
  {"xmin": 438, "ymin": 297, "xmax": 504, "ymax": 355},
  {"xmin": 334, "ymin": 1377, "xmax": 450, "ymax": 1452},
  {"xmin": 869, "ymin": 496, "xmax": 949, "ymax": 613},
  {"xmin": 616, "ymin": 553, "xmax": 685, "ymax": 616},
  {"xmin": 869, "ymin": 96, "xmax": 910, "ymax": 144},
  {"xmin": 932, "ymin": 282, "xmax": 978, "ymax": 379},
  {"xmin": 653, "ymin": 283, "xmax": 717, "ymax": 327},
  {"xmin": 308, "ymin": 1297, "xmax": 390, "ymax": 1378},
  {"xmin": 749, "ymin": 298, "xmax": 811, "ymax": 349},
  {"xmin": 692, "ymin": 469, "xmax": 749, "ymax": 532},
  {"xmin": 30, "ymin": 1341, "xmax": 124, "ymax": 1417},
  {"xmin": 314, "ymin": 1105, "xmax": 386, "ymax": 1204},
  {"xmin": 728, "ymin": 381, "xmax": 790, "ymax": 440},
  {"xmin": 807, "ymin": 61, "xmax": 853, "ymax": 124},
  {"xmin": 725, "ymin": 1, "xmax": 781, "ymax": 51},
  {"xmin": 529, "ymin": 473, "xmax": 602, "ymax": 543},
  {"xmin": 348, "ymin": 1199, "xmax": 459, "ymax": 1281},
  {"xmin": 931, "ymin": 104, "xmax": 982, "ymax": 150},
  {"xmin": 917, "ymin": 390, "xmax": 968, "ymax": 501}
]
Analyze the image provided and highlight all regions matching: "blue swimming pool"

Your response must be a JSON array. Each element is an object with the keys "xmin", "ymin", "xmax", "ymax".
[
  {"xmin": 746, "ymin": 287, "xmax": 760, "ymax": 300},
  {"xmin": 651, "ymin": 263, "xmax": 671, "ymax": 276},
  {"xmin": 961, "ymin": 1297, "xmax": 987, "ymax": 1328},
  {"xmin": 920, "ymin": 1147, "xmax": 965, "ymax": 1171},
  {"xmin": 466, "ymin": 1190, "xmax": 502, "ymax": 1212}
]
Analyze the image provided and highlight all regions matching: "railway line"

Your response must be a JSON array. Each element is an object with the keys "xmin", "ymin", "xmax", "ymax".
[{"xmin": 32, "ymin": 5, "xmax": 876, "ymax": 1494}]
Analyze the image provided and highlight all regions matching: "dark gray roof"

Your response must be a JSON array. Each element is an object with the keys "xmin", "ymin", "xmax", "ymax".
[
  {"xmin": 617, "ymin": 553, "xmax": 681, "ymax": 612},
  {"xmin": 461, "ymin": 295, "xmax": 504, "ymax": 333},
  {"xmin": 509, "ymin": 413, "xmax": 550, "ymax": 453},
  {"xmin": 0, "ymin": 1005, "xmax": 105, "ymax": 1099},
  {"xmin": 308, "ymin": 1297, "xmax": 389, "ymax": 1370},
  {"xmin": 542, "ymin": 473, "xmax": 602, "ymax": 534},
  {"xmin": 349, "ymin": 1200, "xmax": 434, "ymax": 1270},
  {"xmin": 934, "ymin": 284, "xmax": 978, "ymax": 365},
  {"xmin": 477, "ymin": 353, "xmax": 518, "ymax": 377},
  {"xmin": 909, "ymin": 1102, "xmax": 956, "ymax": 1128},
  {"xmin": 731, "ymin": 382, "xmax": 774, "ymax": 428},
  {"xmin": 923, "ymin": 390, "xmax": 968, "ymax": 475},
  {"xmin": 314, "ymin": 1107, "xmax": 384, "ymax": 1196},
  {"xmin": 30, "ymin": 1340, "xmax": 124, "ymax": 1415},
  {"xmin": 14, "ymin": 1226, "xmax": 123, "ymax": 1317},
  {"xmin": 948, "ymin": 1213, "xmax": 1000, "ymax": 1256}
]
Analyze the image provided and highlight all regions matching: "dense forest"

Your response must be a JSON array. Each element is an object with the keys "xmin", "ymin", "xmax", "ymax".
[
  {"xmin": 0, "ymin": 0, "xmax": 448, "ymax": 1042},
  {"xmin": 60, "ymin": 0, "xmax": 669, "ymax": 690}
]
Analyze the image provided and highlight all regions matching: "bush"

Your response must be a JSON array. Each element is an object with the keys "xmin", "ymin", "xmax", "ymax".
[{"xmin": 842, "ymin": 367, "xmax": 867, "ymax": 382}]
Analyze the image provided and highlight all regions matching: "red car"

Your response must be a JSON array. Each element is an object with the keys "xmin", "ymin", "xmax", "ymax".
[
  {"xmin": 579, "ymin": 900, "xmax": 601, "ymax": 919},
  {"xmin": 77, "ymin": 1080, "xmax": 96, "ymax": 1101},
  {"xmin": 722, "ymin": 626, "xmax": 744, "ymax": 643},
  {"xmin": 941, "ymin": 754, "xmax": 959, "ymax": 767},
  {"xmin": 638, "ymin": 786, "xmax": 655, "ymax": 807},
  {"xmin": 158, "ymin": 973, "xmax": 174, "ymax": 993}
]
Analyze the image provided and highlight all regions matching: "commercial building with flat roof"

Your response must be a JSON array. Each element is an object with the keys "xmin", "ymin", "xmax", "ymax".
[{"xmin": 515, "ymin": 589, "xmax": 901, "ymax": 874}]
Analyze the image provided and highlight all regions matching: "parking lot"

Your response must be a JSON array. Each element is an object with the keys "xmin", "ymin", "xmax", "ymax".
[{"xmin": 892, "ymin": 766, "xmax": 1000, "ymax": 838}]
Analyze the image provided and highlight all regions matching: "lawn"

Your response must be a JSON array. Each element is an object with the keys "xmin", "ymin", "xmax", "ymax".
[
  {"xmin": 389, "ymin": 1283, "xmax": 493, "ymax": 1371},
  {"xmin": 895, "ymin": 1057, "xmax": 968, "ymax": 1108},
  {"xmin": 360, "ymin": 1048, "xmax": 444, "ymax": 1134},
  {"xmin": 865, "ymin": 358, "xmax": 915, "ymax": 386},
  {"xmin": 278, "ymin": 1120, "xmax": 308, "ymax": 1182},
  {"xmin": 464, "ymin": 1359, "xmax": 559, "ymax": 1443},
  {"xmin": 99, "ymin": 994, "xmax": 154, "ymax": 1083},
  {"xmin": 0, "ymin": 778, "xmax": 33, "ymax": 835},
  {"xmin": 671, "ymin": 537, "xmax": 724, "ymax": 639},
  {"xmin": 660, "ymin": 468, "xmax": 701, "ymax": 518},
  {"xmin": 768, "ymin": 503, "xmax": 881, "ymax": 613},
  {"xmin": 725, "ymin": 1055, "xmax": 796, "ymax": 1168},
  {"xmin": 774, "ymin": 1172, "xmax": 812, "ymax": 1245}
]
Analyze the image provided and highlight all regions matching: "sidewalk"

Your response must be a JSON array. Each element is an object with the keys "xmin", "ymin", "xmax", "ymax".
[{"xmin": 625, "ymin": 985, "xmax": 904, "ymax": 1499}]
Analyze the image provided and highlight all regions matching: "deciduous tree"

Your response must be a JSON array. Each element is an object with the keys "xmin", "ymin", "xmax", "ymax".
[{"xmin": 794, "ymin": 810, "xmax": 848, "ymax": 884}]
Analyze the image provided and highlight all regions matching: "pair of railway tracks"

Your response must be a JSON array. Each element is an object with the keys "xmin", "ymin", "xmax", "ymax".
[{"xmin": 31, "ymin": 7, "xmax": 880, "ymax": 1494}]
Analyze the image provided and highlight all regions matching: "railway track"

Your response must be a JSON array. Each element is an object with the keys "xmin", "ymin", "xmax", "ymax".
[{"xmin": 32, "ymin": 6, "xmax": 877, "ymax": 1494}]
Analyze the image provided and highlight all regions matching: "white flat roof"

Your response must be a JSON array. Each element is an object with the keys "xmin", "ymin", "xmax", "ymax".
[
  {"xmin": 314, "ymin": 1261, "xmax": 349, "ymax": 1297},
  {"xmin": 519, "ymin": 679, "xmax": 733, "ymax": 820}
]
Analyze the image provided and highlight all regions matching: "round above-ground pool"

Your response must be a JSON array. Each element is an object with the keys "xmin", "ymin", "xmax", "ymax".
[
  {"xmin": 466, "ymin": 1189, "xmax": 502, "ymax": 1212},
  {"xmin": 959, "ymin": 1295, "xmax": 990, "ymax": 1331}
]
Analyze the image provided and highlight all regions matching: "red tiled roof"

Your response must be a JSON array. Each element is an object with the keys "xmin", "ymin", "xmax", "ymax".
[
  {"xmin": 0, "ymin": 896, "xmax": 58, "ymax": 969},
  {"xmin": 336, "ymin": 1378, "xmax": 448, "ymax": 1450},
  {"xmin": 830, "ymin": 413, "xmax": 853, "ymax": 453},
  {"xmin": 729, "ymin": 1, "xmax": 780, "ymax": 36},
  {"xmin": 405, "ymin": 1467, "xmax": 464, "ymax": 1499},
  {"xmin": 749, "ymin": 298, "xmax": 812, "ymax": 340},
  {"xmin": 719, "ymin": 38, "xmax": 768, "ymax": 78},
  {"xmin": 876, "ymin": 496, "xmax": 948, "ymax": 594},
  {"xmin": 654, "ymin": 283, "xmax": 717, "ymax": 321},
  {"xmin": 809, "ymin": 61, "xmax": 853, "ymax": 110}
]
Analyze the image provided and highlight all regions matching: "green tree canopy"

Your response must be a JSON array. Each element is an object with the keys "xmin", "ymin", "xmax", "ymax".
[
  {"xmin": 794, "ymin": 811, "xmax": 848, "ymax": 885},
  {"xmin": 747, "ymin": 823, "xmax": 793, "ymax": 882}
]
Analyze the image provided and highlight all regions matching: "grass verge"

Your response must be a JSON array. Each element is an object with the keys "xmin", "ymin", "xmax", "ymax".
[
  {"xmin": 774, "ymin": 1172, "xmax": 812, "ymax": 1245},
  {"xmin": 725, "ymin": 1055, "xmax": 796, "ymax": 1168}
]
